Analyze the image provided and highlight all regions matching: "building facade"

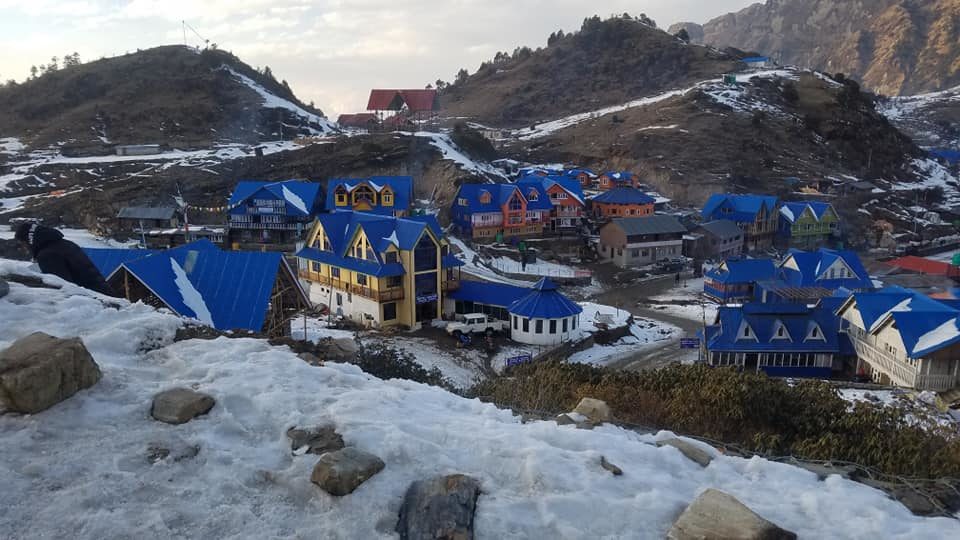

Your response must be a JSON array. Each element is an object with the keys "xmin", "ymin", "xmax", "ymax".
[
  {"xmin": 703, "ymin": 258, "xmax": 778, "ymax": 303},
  {"xmin": 598, "ymin": 215, "xmax": 686, "ymax": 268},
  {"xmin": 227, "ymin": 180, "xmax": 323, "ymax": 250},
  {"xmin": 702, "ymin": 194, "xmax": 780, "ymax": 252},
  {"xmin": 688, "ymin": 220, "xmax": 744, "ymax": 260},
  {"xmin": 325, "ymin": 176, "xmax": 413, "ymax": 217},
  {"xmin": 450, "ymin": 183, "xmax": 552, "ymax": 241},
  {"xmin": 296, "ymin": 211, "xmax": 463, "ymax": 328},
  {"xmin": 779, "ymin": 202, "xmax": 839, "ymax": 249},
  {"xmin": 598, "ymin": 171, "xmax": 637, "ymax": 191},
  {"xmin": 507, "ymin": 278, "xmax": 583, "ymax": 346},
  {"xmin": 116, "ymin": 206, "xmax": 179, "ymax": 234},
  {"xmin": 590, "ymin": 188, "xmax": 656, "ymax": 220},
  {"xmin": 517, "ymin": 176, "xmax": 585, "ymax": 232}
]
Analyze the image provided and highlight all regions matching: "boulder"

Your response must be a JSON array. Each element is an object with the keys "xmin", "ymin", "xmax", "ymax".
[
  {"xmin": 328, "ymin": 338, "xmax": 358, "ymax": 360},
  {"xmin": 600, "ymin": 456, "xmax": 623, "ymax": 476},
  {"xmin": 0, "ymin": 332, "xmax": 102, "ymax": 414},
  {"xmin": 150, "ymin": 388, "xmax": 215, "ymax": 424},
  {"xmin": 287, "ymin": 424, "xmax": 345, "ymax": 455},
  {"xmin": 297, "ymin": 352, "xmax": 323, "ymax": 365},
  {"xmin": 396, "ymin": 474, "xmax": 481, "ymax": 540},
  {"xmin": 0, "ymin": 278, "xmax": 9, "ymax": 299},
  {"xmin": 572, "ymin": 397, "xmax": 612, "ymax": 423},
  {"xmin": 658, "ymin": 438, "xmax": 714, "ymax": 468},
  {"xmin": 311, "ymin": 447, "xmax": 385, "ymax": 496},
  {"xmin": 669, "ymin": 489, "xmax": 797, "ymax": 540},
  {"xmin": 146, "ymin": 437, "xmax": 200, "ymax": 463}
]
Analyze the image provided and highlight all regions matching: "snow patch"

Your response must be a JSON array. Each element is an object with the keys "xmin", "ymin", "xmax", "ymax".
[
  {"xmin": 219, "ymin": 66, "xmax": 336, "ymax": 135},
  {"xmin": 914, "ymin": 317, "xmax": 960, "ymax": 355},
  {"xmin": 169, "ymin": 258, "xmax": 214, "ymax": 326},
  {"xmin": 281, "ymin": 185, "xmax": 308, "ymax": 214}
]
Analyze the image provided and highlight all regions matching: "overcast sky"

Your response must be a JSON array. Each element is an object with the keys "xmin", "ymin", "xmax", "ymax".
[{"xmin": 0, "ymin": 0, "xmax": 756, "ymax": 117}]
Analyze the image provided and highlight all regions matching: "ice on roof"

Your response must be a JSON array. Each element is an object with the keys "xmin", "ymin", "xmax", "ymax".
[
  {"xmin": 384, "ymin": 231, "xmax": 399, "ymax": 247},
  {"xmin": 915, "ymin": 318, "xmax": 960, "ymax": 355},
  {"xmin": 780, "ymin": 205, "xmax": 794, "ymax": 221},
  {"xmin": 282, "ymin": 185, "xmax": 308, "ymax": 214},
  {"xmin": 169, "ymin": 258, "xmax": 214, "ymax": 326}
]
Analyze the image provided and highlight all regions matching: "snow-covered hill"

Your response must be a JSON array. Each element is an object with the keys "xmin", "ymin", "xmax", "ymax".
[{"xmin": 2, "ymin": 259, "xmax": 958, "ymax": 538}]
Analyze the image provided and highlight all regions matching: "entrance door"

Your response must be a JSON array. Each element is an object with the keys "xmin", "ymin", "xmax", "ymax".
[{"xmin": 416, "ymin": 301, "xmax": 437, "ymax": 323}]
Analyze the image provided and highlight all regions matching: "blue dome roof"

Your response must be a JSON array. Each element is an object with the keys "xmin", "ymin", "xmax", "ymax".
[{"xmin": 508, "ymin": 278, "xmax": 583, "ymax": 319}]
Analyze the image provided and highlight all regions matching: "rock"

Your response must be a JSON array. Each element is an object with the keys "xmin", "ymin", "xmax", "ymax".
[
  {"xmin": 600, "ymin": 456, "xmax": 623, "ymax": 476},
  {"xmin": 146, "ymin": 437, "xmax": 200, "ymax": 463},
  {"xmin": 791, "ymin": 459, "xmax": 859, "ymax": 481},
  {"xmin": 0, "ymin": 332, "xmax": 102, "ymax": 414},
  {"xmin": 396, "ymin": 474, "xmax": 481, "ymax": 540},
  {"xmin": 860, "ymin": 478, "xmax": 939, "ymax": 516},
  {"xmin": 555, "ymin": 412, "xmax": 594, "ymax": 429},
  {"xmin": 658, "ymin": 438, "xmax": 714, "ymax": 468},
  {"xmin": 0, "ymin": 278, "xmax": 9, "ymax": 299},
  {"xmin": 297, "ymin": 352, "xmax": 323, "ymax": 365},
  {"xmin": 329, "ymin": 337, "xmax": 358, "ymax": 359},
  {"xmin": 311, "ymin": 447, "xmax": 385, "ymax": 496},
  {"xmin": 287, "ymin": 424, "xmax": 345, "ymax": 455},
  {"xmin": 150, "ymin": 388, "xmax": 215, "ymax": 424},
  {"xmin": 669, "ymin": 489, "xmax": 797, "ymax": 540},
  {"xmin": 572, "ymin": 397, "xmax": 612, "ymax": 423}
]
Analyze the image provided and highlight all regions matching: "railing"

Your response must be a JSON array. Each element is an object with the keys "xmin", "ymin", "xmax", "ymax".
[
  {"xmin": 229, "ymin": 221, "xmax": 303, "ymax": 231},
  {"xmin": 915, "ymin": 373, "xmax": 959, "ymax": 392},
  {"xmin": 298, "ymin": 270, "xmax": 404, "ymax": 302},
  {"xmin": 852, "ymin": 338, "xmax": 918, "ymax": 388}
]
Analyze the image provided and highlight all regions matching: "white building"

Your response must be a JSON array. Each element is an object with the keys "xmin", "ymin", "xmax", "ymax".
[{"xmin": 507, "ymin": 278, "xmax": 583, "ymax": 346}]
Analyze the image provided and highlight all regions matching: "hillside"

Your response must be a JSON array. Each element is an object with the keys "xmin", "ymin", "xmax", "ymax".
[
  {"xmin": 0, "ymin": 45, "xmax": 334, "ymax": 151},
  {"xmin": 671, "ymin": 0, "xmax": 960, "ymax": 96},
  {"xmin": 880, "ymin": 85, "xmax": 960, "ymax": 148},
  {"xmin": 438, "ymin": 15, "xmax": 742, "ymax": 127}
]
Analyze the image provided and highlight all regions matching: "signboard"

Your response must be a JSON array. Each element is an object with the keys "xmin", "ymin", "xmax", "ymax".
[
  {"xmin": 680, "ymin": 338, "xmax": 700, "ymax": 349},
  {"xmin": 505, "ymin": 354, "xmax": 533, "ymax": 367},
  {"xmin": 416, "ymin": 293, "xmax": 438, "ymax": 304},
  {"xmin": 256, "ymin": 207, "xmax": 276, "ymax": 214}
]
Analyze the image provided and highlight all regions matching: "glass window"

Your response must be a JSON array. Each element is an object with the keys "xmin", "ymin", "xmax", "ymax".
[
  {"xmin": 522, "ymin": 318, "xmax": 529, "ymax": 332},
  {"xmin": 562, "ymin": 318, "xmax": 568, "ymax": 332},
  {"xmin": 331, "ymin": 267, "xmax": 341, "ymax": 278},
  {"xmin": 513, "ymin": 316, "xmax": 518, "ymax": 330},
  {"xmin": 549, "ymin": 320, "xmax": 557, "ymax": 334},
  {"xmin": 573, "ymin": 316, "xmax": 578, "ymax": 330},
  {"xmin": 535, "ymin": 320, "xmax": 543, "ymax": 334},
  {"xmin": 385, "ymin": 251, "xmax": 398, "ymax": 264},
  {"xmin": 311, "ymin": 262, "xmax": 320, "ymax": 272},
  {"xmin": 336, "ymin": 293, "xmax": 343, "ymax": 306},
  {"xmin": 387, "ymin": 276, "xmax": 402, "ymax": 288},
  {"xmin": 383, "ymin": 302, "xmax": 397, "ymax": 321},
  {"xmin": 356, "ymin": 274, "xmax": 367, "ymax": 286}
]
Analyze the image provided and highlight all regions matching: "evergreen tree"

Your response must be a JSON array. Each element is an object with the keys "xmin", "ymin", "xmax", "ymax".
[
  {"xmin": 675, "ymin": 29, "xmax": 690, "ymax": 43},
  {"xmin": 29, "ymin": 65, "xmax": 38, "ymax": 79},
  {"xmin": 455, "ymin": 68, "xmax": 469, "ymax": 85}
]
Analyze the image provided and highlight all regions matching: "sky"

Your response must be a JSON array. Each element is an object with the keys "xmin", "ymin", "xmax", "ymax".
[{"xmin": 0, "ymin": 0, "xmax": 756, "ymax": 117}]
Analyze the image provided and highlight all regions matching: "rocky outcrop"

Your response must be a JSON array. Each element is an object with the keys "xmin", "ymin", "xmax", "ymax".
[
  {"xmin": 600, "ymin": 456, "xmax": 623, "ymax": 476},
  {"xmin": 658, "ymin": 438, "xmax": 715, "ymax": 468},
  {"xmin": 669, "ymin": 489, "xmax": 797, "ymax": 540},
  {"xmin": 146, "ymin": 437, "xmax": 200, "ymax": 463},
  {"xmin": 0, "ymin": 332, "xmax": 102, "ymax": 414},
  {"xmin": 311, "ymin": 447, "xmax": 385, "ymax": 496},
  {"xmin": 572, "ymin": 398, "xmax": 612, "ymax": 423},
  {"xmin": 396, "ymin": 474, "xmax": 481, "ymax": 540},
  {"xmin": 287, "ymin": 424, "xmax": 345, "ymax": 456},
  {"xmin": 0, "ymin": 278, "xmax": 9, "ymax": 299},
  {"xmin": 150, "ymin": 388, "xmax": 215, "ymax": 424}
]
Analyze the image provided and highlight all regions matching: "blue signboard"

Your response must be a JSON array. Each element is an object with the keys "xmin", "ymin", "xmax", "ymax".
[
  {"xmin": 679, "ymin": 338, "xmax": 699, "ymax": 349},
  {"xmin": 416, "ymin": 293, "xmax": 438, "ymax": 304},
  {"xmin": 505, "ymin": 354, "xmax": 533, "ymax": 367}
]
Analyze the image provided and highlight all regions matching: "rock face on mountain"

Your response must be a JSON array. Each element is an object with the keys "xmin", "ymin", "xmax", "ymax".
[{"xmin": 675, "ymin": 0, "xmax": 960, "ymax": 96}]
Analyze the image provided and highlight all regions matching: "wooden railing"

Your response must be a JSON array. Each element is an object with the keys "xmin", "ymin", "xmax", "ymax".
[
  {"xmin": 852, "ymin": 338, "xmax": 918, "ymax": 388},
  {"xmin": 298, "ymin": 270, "xmax": 404, "ymax": 302}
]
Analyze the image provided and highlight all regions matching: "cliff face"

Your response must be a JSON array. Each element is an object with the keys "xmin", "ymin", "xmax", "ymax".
[{"xmin": 674, "ymin": 0, "xmax": 960, "ymax": 96}]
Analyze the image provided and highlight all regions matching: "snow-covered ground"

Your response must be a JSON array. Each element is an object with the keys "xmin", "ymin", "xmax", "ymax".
[
  {"xmin": 364, "ymin": 334, "xmax": 486, "ymax": 390},
  {"xmin": 401, "ymin": 132, "xmax": 508, "ymax": 181},
  {"xmin": 448, "ymin": 237, "xmax": 536, "ymax": 287},
  {"xmin": 488, "ymin": 255, "xmax": 587, "ymax": 279},
  {"xmin": 289, "ymin": 316, "xmax": 356, "ymax": 342},
  {"xmin": 645, "ymin": 278, "xmax": 720, "ymax": 323},
  {"xmin": 219, "ymin": 66, "xmax": 336, "ymax": 135},
  {"xmin": 0, "ymin": 226, "xmax": 136, "ymax": 248},
  {"xmin": 878, "ymin": 85, "xmax": 960, "ymax": 122},
  {"xmin": 569, "ymin": 302, "xmax": 680, "ymax": 366},
  {"xmin": 2, "ymin": 258, "xmax": 958, "ymax": 538},
  {"xmin": 0, "ymin": 137, "xmax": 25, "ymax": 155}
]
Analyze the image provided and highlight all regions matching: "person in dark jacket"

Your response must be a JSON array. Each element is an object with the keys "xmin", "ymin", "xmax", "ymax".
[{"xmin": 15, "ymin": 223, "xmax": 117, "ymax": 296}]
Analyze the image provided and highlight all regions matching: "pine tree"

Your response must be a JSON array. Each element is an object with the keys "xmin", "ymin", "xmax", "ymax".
[
  {"xmin": 455, "ymin": 68, "xmax": 469, "ymax": 85},
  {"xmin": 29, "ymin": 65, "xmax": 38, "ymax": 79}
]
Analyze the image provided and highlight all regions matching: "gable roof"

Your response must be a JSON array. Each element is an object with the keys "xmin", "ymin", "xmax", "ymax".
[
  {"xmin": 563, "ymin": 168, "xmax": 596, "ymax": 178},
  {"xmin": 228, "ymin": 180, "xmax": 322, "ymax": 217},
  {"xmin": 887, "ymin": 256, "xmax": 960, "ymax": 278},
  {"xmin": 592, "ymin": 188, "xmax": 655, "ymax": 206},
  {"xmin": 454, "ymin": 183, "xmax": 552, "ymax": 213},
  {"xmin": 779, "ymin": 248, "xmax": 872, "ymax": 289},
  {"xmin": 508, "ymin": 278, "xmax": 583, "ymax": 319},
  {"xmin": 117, "ymin": 241, "xmax": 302, "ymax": 332},
  {"xmin": 517, "ymin": 175, "xmax": 585, "ymax": 205},
  {"xmin": 779, "ymin": 201, "xmax": 835, "ymax": 223},
  {"xmin": 706, "ymin": 258, "xmax": 778, "ymax": 284},
  {"xmin": 325, "ymin": 176, "xmax": 414, "ymax": 213},
  {"xmin": 336, "ymin": 113, "xmax": 378, "ymax": 127},
  {"xmin": 117, "ymin": 206, "xmax": 177, "ymax": 220},
  {"xmin": 366, "ymin": 89, "xmax": 438, "ymax": 112},
  {"xmin": 705, "ymin": 303, "xmax": 840, "ymax": 353},
  {"xmin": 608, "ymin": 215, "xmax": 686, "ymax": 236},
  {"xmin": 702, "ymin": 194, "xmax": 779, "ymax": 223},
  {"xmin": 83, "ymin": 248, "xmax": 161, "ymax": 278},
  {"xmin": 699, "ymin": 220, "xmax": 743, "ymax": 240}
]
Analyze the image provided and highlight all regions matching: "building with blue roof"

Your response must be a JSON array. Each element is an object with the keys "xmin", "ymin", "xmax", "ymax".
[
  {"xmin": 778, "ymin": 201, "xmax": 839, "ymax": 248},
  {"xmin": 563, "ymin": 168, "xmax": 597, "ymax": 189},
  {"xmin": 227, "ymin": 180, "xmax": 323, "ymax": 250},
  {"xmin": 703, "ymin": 302, "xmax": 844, "ymax": 379},
  {"xmin": 702, "ymin": 194, "xmax": 780, "ymax": 251},
  {"xmin": 445, "ymin": 280, "xmax": 531, "ymax": 322},
  {"xmin": 297, "ymin": 210, "xmax": 463, "ymax": 328},
  {"xmin": 104, "ymin": 240, "xmax": 308, "ymax": 336},
  {"xmin": 84, "ymin": 248, "xmax": 160, "ymax": 279},
  {"xmin": 590, "ymin": 188, "xmax": 656, "ymax": 219},
  {"xmin": 704, "ymin": 258, "xmax": 778, "ymax": 302},
  {"xmin": 837, "ymin": 287, "xmax": 960, "ymax": 391},
  {"xmin": 450, "ymin": 183, "xmax": 553, "ymax": 241},
  {"xmin": 598, "ymin": 171, "xmax": 637, "ymax": 190},
  {"xmin": 325, "ymin": 176, "xmax": 413, "ymax": 217},
  {"xmin": 508, "ymin": 278, "xmax": 583, "ymax": 346},
  {"xmin": 741, "ymin": 56, "xmax": 772, "ymax": 68},
  {"xmin": 517, "ymin": 176, "xmax": 586, "ymax": 232}
]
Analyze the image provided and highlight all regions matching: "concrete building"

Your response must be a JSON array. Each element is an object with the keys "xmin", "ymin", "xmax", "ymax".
[{"xmin": 598, "ymin": 215, "xmax": 686, "ymax": 268}]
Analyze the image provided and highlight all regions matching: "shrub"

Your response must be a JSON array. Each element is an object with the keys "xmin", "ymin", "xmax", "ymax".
[{"xmin": 351, "ymin": 340, "xmax": 454, "ymax": 391}]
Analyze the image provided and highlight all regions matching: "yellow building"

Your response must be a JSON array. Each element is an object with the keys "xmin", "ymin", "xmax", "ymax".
[{"xmin": 296, "ymin": 210, "xmax": 462, "ymax": 328}]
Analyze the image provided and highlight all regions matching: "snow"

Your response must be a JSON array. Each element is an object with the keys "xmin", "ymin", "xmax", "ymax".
[
  {"xmin": 578, "ymin": 302, "xmax": 633, "ymax": 333},
  {"xmin": 837, "ymin": 388, "xmax": 901, "ymax": 407},
  {"xmin": 879, "ymin": 85, "xmax": 960, "ymax": 122},
  {"xmin": 281, "ymin": 185, "xmax": 308, "ymax": 214},
  {"xmin": 914, "ymin": 317, "xmax": 960, "ymax": 355},
  {"xmin": 219, "ymin": 66, "xmax": 336, "ymax": 135},
  {"xmin": 637, "ymin": 124, "xmax": 688, "ymax": 133},
  {"xmin": 170, "ymin": 258, "xmax": 214, "ymax": 326},
  {"xmin": 0, "ymin": 136, "xmax": 24, "ymax": 155},
  {"xmin": 384, "ymin": 231, "xmax": 399, "ymax": 247},
  {"xmin": 646, "ymin": 279, "xmax": 719, "ymax": 323},
  {"xmin": 780, "ymin": 205, "xmax": 795, "ymax": 221},
  {"xmin": 366, "ymin": 335, "xmax": 485, "ymax": 390},
  {"xmin": 892, "ymin": 158, "xmax": 960, "ymax": 205},
  {"xmin": 289, "ymin": 316, "xmax": 356, "ymax": 342},
  {"xmin": 488, "ymin": 255, "xmax": 586, "ymax": 279},
  {"xmin": 567, "ymin": 320, "xmax": 677, "ymax": 366},
  {"xmin": 405, "ymin": 132, "xmax": 508, "ymax": 181},
  {"xmin": 3, "ymin": 257, "xmax": 958, "ymax": 538},
  {"xmin": 0, "ymin": 227, "xmax": 136, "ymax": 249},
  {"xmin": 448, "ymin": 236, "xmax": 536, "ymax": 287}
]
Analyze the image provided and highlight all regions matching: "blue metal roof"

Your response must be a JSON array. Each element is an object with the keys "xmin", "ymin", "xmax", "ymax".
[
  {"xmin": 449, "ymin": 280, "xmax": 530, "ymax": 308},
  {"xmin": 706, "ymin": 303, "xmax": 841, "ymax": 353},
  {"xmin": 508, "ymin": 278, "xmax": 583, "ymax": 319},
  {"xmin": 442, "ymin": 254, "xmax": 465, "ymax": 268},
  {"xmin": 931, "ymin": 149, "xmax": 960, "ymax": 165},
  {"xmin": 324, "ymin": 176, "xmax": 413, "ymax": 213},
  {"xmin": 702, "ymin": 194, "xmax": 779, "ymax": 223},
  {"xmin": 742, "ymin": 56, "xmax": 770, "ymax": 63},
  {"xmin": 517, "ymin": 175, "xmax": 585, "ymax": 205},
  {"xmin": 119, "ymin": 241, "xmax": 298, "ymax": 332},
  {"xmin": 83, "ymin": 248, "xmax": 160, "ymax": 278},
  {"xmin": 779, "ymin": 249, "xmax": 872, "ymax": 290},
  {"xmin": 706, "ymin": 258, "xmax": 778, "ymax": 284},
  {"xmin": 892, "ymin": 311, "xmax": 960, "ymax": 358},
  {"xmin": 780, "ymin": 201, "xmax": 835, "ymax": 223},
  {"xmin": 563, "ymin": 168, "xmax": 596, "ymax": 178},
  {"xmin": 297, "ymin": 247, "xmax": 405, "ymax": 277},
  {"xmin": 228, "ymin": 180, "xmax": 323, "ymax": 217},
  {"xmin": 592, "ymin": 187, "xmax": 655, "ymax": 205},
  {"xmin": 453, "ymin": 183, "xmax": 552, "ymax": 213}
]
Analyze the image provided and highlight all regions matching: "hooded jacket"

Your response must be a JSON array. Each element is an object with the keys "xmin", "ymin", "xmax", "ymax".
[{"xmin": 20, "ymin": 224, "xmax": 117, "ymax": 297}]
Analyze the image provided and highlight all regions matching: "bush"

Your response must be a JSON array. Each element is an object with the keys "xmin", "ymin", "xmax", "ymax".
[
  {"xmin": 351, "ymin": 340, "xmax": 454, "ymax": 391},
  {"xmin": 470, "ymin": 362, "xmax": 960, "ymax": 478}
]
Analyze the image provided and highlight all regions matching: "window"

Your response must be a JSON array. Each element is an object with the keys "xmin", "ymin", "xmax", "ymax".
[
  {"xmin": 331, "ymin": 267, "xmax": 341, "ymax": 278},
  {"xmin": 356, "ymin": 274, "xmax": 367, "ymax": 286},
  {"xmin": 311, "ymin": 262, "xmax": 321, "ymax": 272},
  {"xmin": 562, "ymin": 318, "xmax": 568, "ymax": 332},
  {"xmin": 513, "ymin": 316, "xmax": 518, "ymax": 330},
  {"xmin": 458, "ymin": 198, "xmax": 468, "ymax": 206},
  {"xmin": 527, "ymin": 189, "xmax": 539, "ymax": 201},
  {"xmin": 509, "ymin": 194, "xmax": 523, "ymax": 211},
  {"xmin": 572, "ymin": 316, "xmax": 578, "ymax": 330},
  {"xmin": 479, "ymin": 190, "xmax": 492, "ymax": 204},
  {"xmin": 522, "ymin": 318, "xmax": 530, "ymax": 332},
  {"xmin": 336, "ymin": 293, "xmax": 343, "ymax": 306},
  {"xmin": 385, "ymin": 251, "xmax": 398, "ymax": 264},
  {"xmin": 382, "ymin": 191, "xmax": 393, "ymax": 205},
  {"xmin": 535, "ymin": 320, "xmax": 544, "ymax": 334},
  {"xmin": 383, "ymin": 302, "xmax": 397, "ymax": 321},
  {"xmin": 387, "ymin": 276, "xmax": 402, "ymax": 288},
  {"xmin": 641, "ymin": 249, "xmax": 649, "ymax": 257},
  {"xmin": 549, "ymin": 320, "xmax": 557, "ymax": 334},
  {"xmin": 632, "ymin": 249, "xmax": 640, "ymax": 257}
]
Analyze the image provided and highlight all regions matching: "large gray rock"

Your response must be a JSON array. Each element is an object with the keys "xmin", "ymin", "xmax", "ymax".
[
  {"xmin": 572, "ymin": 397, "xmax": 612, "ymax": 423},
  {"xmin": 669, "ymin": 489, "xmax": 797, "ymax": 540},
  {"xmin": 0, "ymin": 278, "xmax": 9, "ymax": 299},
  {"xmin": 0, "ymin": 332, "xmax": 102, "ymax": 414},
  {"xmin": 311, "ymin": 447, "xmax": 385, "ymax": 496},
  {"xmin": 658, "ymin": 438, "xmax": 714, "ymax": 468},
  {"xmin": 396, "ymin": 474, "xmax": 481, "ymax": 540},
  {"xmin": 287, "ymin": 424, "xmax": 345, "ymax": 455},
  {"xmin": 150, "ymin": 388, "xmax": 215, "ymax": 424}
]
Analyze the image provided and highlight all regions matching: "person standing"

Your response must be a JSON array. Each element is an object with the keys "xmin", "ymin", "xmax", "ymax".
[{"xmin": 15, "ymin": 223, "xmax": 117, "ymax": 297}]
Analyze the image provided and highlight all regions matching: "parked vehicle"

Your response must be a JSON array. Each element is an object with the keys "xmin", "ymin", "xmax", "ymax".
[{"xmin": 446, "ymin": 313, "xmax": 509, "ymax": 336}]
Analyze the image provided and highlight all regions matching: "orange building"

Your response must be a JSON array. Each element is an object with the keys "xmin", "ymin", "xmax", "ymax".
[{"xmin": 590, "ymin": 188, "xmax": 655, "ymax": 219}]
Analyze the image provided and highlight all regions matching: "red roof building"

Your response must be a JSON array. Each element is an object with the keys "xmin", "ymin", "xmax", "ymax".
[
  {"xmin": 336, "ymin": 113, "xmax": 378, "ymax": 128},
  {"xmin": 888, "ymin": 256, "xmax": 960, "ymax": 279},
  {"xmin": 366, "ymin": 89, "xmax": 438, "ymax": 112}
]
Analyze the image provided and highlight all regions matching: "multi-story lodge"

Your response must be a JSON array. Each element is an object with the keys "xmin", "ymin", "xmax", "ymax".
[
  {"xmin": 598, "ymin": 215, "xmax": 687, "ymax": 268},
  {"xmin": 779, "ymin": 201, "xmax": 840, "ymax": 249},
  {"xmin": 837, "ymin": 287, "xmax": 960, "ymax": 391},
  {"xmin": 227, "ymin": 180, "xmax": 323, "ymax": 250},
  {"xmin": 325, "ymin": 176, "xmax": 413, "ymax": 216},
  {"xmin": 701, "ymin": 194, "xmax": 780, "ymax": 252},
  {"xmin": 598, "ymin": 171, "xmax": 637, "ymax": 190},
  {"xmin": 450, "ymin": 183, "xmax": 553, "ymax": 241},
  {"xmin": 590, "ymin": 188, "xmax": 656, "ymax": 220},
  {"xmin": 296, "ymin": 211, "xmax": 463, "ymax": 328},
  {"xmin": 563, "ymin": 168, "xmax": 597, "ymax": 189},
  {"xmin": 517, "ymin": 176, "xmax": 585, "ymax": 232}
]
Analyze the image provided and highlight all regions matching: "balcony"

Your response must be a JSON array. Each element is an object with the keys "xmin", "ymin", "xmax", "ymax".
[
  {"xmin": 299, "ymin": 270, "xmax": 405, "ymax": 302},
  {"xmin": 851, "ymin": 336, "xmax": 958, "ymax": 391}
]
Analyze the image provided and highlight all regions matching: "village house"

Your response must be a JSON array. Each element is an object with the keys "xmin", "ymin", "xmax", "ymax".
[
  {"xmin": 563, "ymin": 168, "xmax": 598, "ymax": 189},
  {"xmin": 590, "ymin": 188, "xmax": 656, "ymax": 220},
  {"xmin": 86, "ymin": 240, "xmax": 308, "ymax": 337},
  {"xmin": 336, "ymin": 113, "xmax": 379, "ymax": 130},
  {"xmin": 598, "ymin": 171, "xmax": 637, "ymax": 191},
  {"xmin": 226, "ymin": 180, "xmax": 323, "ymax": 250},
  {"xmin": 296, "ymin": 211, "xmax": 463, "ymax": 328},
  {"xmin": 115, "ymin": 206, "xmax": 179, "ymax": 234},
  {"xmin": 703, "ymin": 258, "xmax": 778, "ymax": 303},
  {"xmin": 701, "ymin": 194, "xmax": 780, "ymax": 252},
  {"xmin": 755, "ymin": 248, "xmax": 873, "ymax": 304},
  {"xmin": 142, "ymin": 225, "xmax": 225, "ymax": 250},
  {"xmin": 366, "ymin": 89, "xmax": 438, "ymax": 126},
  {"xmin": 778, "ymin": 201, "xmax": 840, "ymax": 249},
  {"xmin": 598, "ymin": 215, "xmax": 686, "ymax": 268},
  {"xmin": 450, "ymin": 183, "xmax": 553, "ymax": 241},
  {"xmin": 517, "ymin": 176, "xmax": 585, "ymax": 232},
  {"xmin": 703, "ymin": 302, "xmax": 845, "ymax": 379},
  {"xmin": 685, "ymin": 220, "xmax": 744, "ymax": 261},
  {"xmin": 325, "ymin": 176, "xmax": 413, "ymax": 217},
  {"xmin": 838, "ymin": 287, "xmax": 960, "ymax": 391},
  {"xmin": 507, "ymin": 278, "xmax": 583, "ymax": 346}
]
